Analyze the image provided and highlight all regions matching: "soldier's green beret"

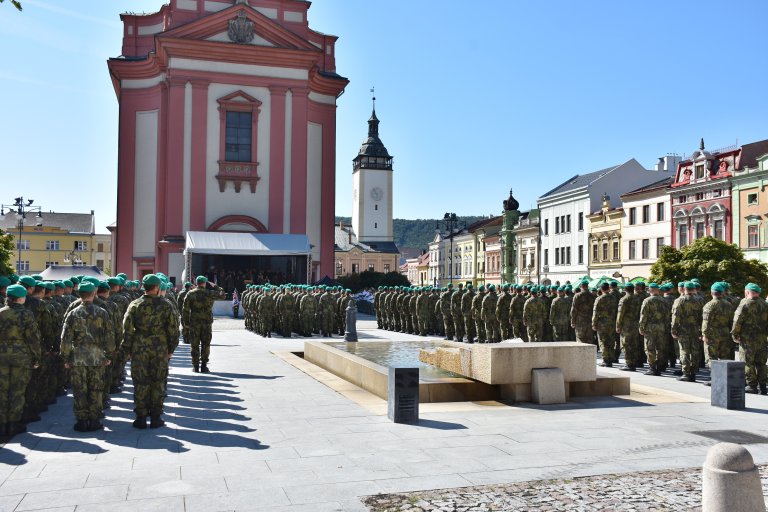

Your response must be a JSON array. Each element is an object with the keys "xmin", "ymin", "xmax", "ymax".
[
  {"xmin": 746, "ymin": 283, "xmax": 762, "ymax": 293},
  {"xmin": 116, "ymin": 273, "xmax": 127, "ymax": 279},
  {"xmin": 475, "ymin": 285, "xmax": 483, "ymax": 291},
  {"xmin": 184, "ymin": 281, "xmax": 192, "ymax": 287},
  {"xmin": 502, "ymin": 284, "xmax": 509, "ymax": 290},
  {"xmin": 711, "ymin": 283, "xmax": 725, "ymax": 293},
  {"xmin": 467, "ymin": 284, "xmax": 473, "ymax": 289},
  {"xmin": 70, "ymin": 276, "xmax": 80, "ymax": 285},
  {"xmin": 54, "ymin": 281, "xmax": 64, "ymax": 288},
  {"xmin": 610, "ymin": 281, "xmax": 618, "ymax": 287},
  {"xmin": 648, "ymin": 283, "xmax": 659, "ymax": 289},
  {"xmin": 18, "ymin": 276, "xmax": 36, "ymax": 288},
  {"xmin": 46, "ymin": 282, "xmax": 56, "ymax": 291},
  {"xmin": 676, "ymin": 281, "xmax": 685, "ymax": 288},
  {"xmin": 9, "ymin": 274, "xmax": 19, "ymax": 284},
  {"xmin": 515, "ymin": 285, "xmax": 522, "ymax": 290},
  {"xmin": 34, "ymin": 281, "xmax": 45, "ymax": 288},
  {"xmin": 635, "ymin": 282, "xmax": 646, "ymax": 288},
  {"xmin": 565, "ymin": 285, "xmax": 573, "ymax": 291},
  {"xmin": 82, "ymin": 276, "xmax": 99, "ymax": 285},
  {"xmin": 557, "ymin": 286, "xmax": 565, "ymax": 292},
  {"xmin": 488, "ymin": 284, "xmax": 495, "ymax": 291},
  {"xmin": 196, "ymin": 275, "xmax": 208, "ymax": 284},
  {"xmin": 550, "ymin": 285, "xmax": 558, "ymax": 290},
  {"xmin": 31, "ymin": 274, "xmax": 43, "ymax": 280},
  {"xmin": 107, "ymin": 277, "xmax": 121, "ymax": 286},
  {"xmin": 6, "ymin": 284, "xmax": 27, "ymax": 298},
  {"xmin": 345, "ymin": 289, "xmax": 351, "ymax": 293},
  {"xmin": 0, "ymin": 276, "xmax": 11, "ymax": 287},
  {"xmin": 143, "ymin": 274, "xmax": 162, "ymax": 286},
  {"xmin": 447, "ymin": 283, "xmax": 453, "ymax": 288},
  {"xmin": 78, "ymin": 282, "xmax": 96, "ymax": 293},
  {"xmin": 625, "ymin": 282, "xmax": 635, "ymax": 289},
  {"xmin": 691, "ymin": 278, "xmax": 700, "ymax": 284},
  {"xmin": 97, "ymin": 280, "xmax": 110, "ymax": 290},
  {"xmin": 530, "ymin": 286, "xmax": 538, "ymax": 292},
  {"xmin": 684, "ymin": 281, "xmax": 696, "ymax": 290},
  {"xmin": 580, "ymin": 279, "xmax": 590, "ymax": 286}
]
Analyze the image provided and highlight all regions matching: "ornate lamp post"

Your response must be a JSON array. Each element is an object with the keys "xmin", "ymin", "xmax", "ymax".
[{"xmin": 1, "ymin": 197, "xmax": 43, "ymax": 275}]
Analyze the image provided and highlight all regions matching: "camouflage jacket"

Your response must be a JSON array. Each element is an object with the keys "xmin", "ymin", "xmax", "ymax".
[
  {"xmin": 571, "ymin": 290, "xmax": 595, "ymax": 326},
  {"xmin": 496, "ymin": 292, "xmax": 512, "ymax": 320},
  {"xmin": 451, "ymin": 290, "xmax": 464, "ymax": 317},
  {"xmin": 461, "ymin": 291, "xmax": 475, "ymax": 316},
  {"xmin": 592, "ymin": 293, "xmax": 618, "ymax": 331},
  {"xmin": 671, "ymin": 295, "xmax": 703, "ymax": 338},
  {"xmin": 471, "ymin": 292, "xmax": 485, "ymax": 320},
  {"xmin": 123, "ymin": 294, "xmax": 180, "ymax": 357},
  {"xmin": 0, "ymin": 303, "xmax": 41, "ymax": 363},
  {"xmin": 523, "ymin": 296, "xmax": 547, "ymax": 325},
  {"xmin": 60, "ymin": 303, "xmax": 115, "ymax": 366},
  {"xmin": 510, "ymin": 294, "xmax": 526, "ymax": 323},
  {"xmin": 481, "ymin": 292, "xmax": 498, "ymax": 321},
  {"xmin": 702, "ymin": 297, "xmax": 735, "ymax": 339},
  {"xmin": 639, "ymin": 295, "xmax": 668, "ymax": 332},
  {"xmin": 550, "ymin": 296, "xmax": 572, "ymax": 326},
  {"xmin": 182, "ymin": 285, "xmax": 224, "ymax": 326},
  {"xmin": 731, "ymin": 296, "xmax": 768, "ymax": 341},
  {"xmin": 616, "ymin": 293, "xmax": 642, "ymax": 333},
  {"xmin": 439, "ymin": 290, "xmax": 454, "ymax": 316},
  {"xmin": 300, "ymin": 294, "xmax": 318, "ymax": 316}
]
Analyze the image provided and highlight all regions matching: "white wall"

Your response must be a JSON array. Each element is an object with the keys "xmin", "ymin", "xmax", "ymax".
[
  {"xmin": 622, "ymin": 190, "xmax": 671, "ymax": 278},
  {"xmin": 538, "ymin": 194, "xmax": 590, "ymax": 282},
  {"xmin": 133, "ymin": 110, "xmax": 158, "ymax": 258},
  {"xmin": 355, "ymin": 169, "xmax": 392, "ymax": 242},
  {"xmin": 205, "ymin": 83, "xmax": 271, "ymax": 230}
]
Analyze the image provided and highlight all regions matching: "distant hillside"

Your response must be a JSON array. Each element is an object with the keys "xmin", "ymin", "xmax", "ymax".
[{"xmin": 334, "ymin": 216, "xmax": 488, "ymax": 253}]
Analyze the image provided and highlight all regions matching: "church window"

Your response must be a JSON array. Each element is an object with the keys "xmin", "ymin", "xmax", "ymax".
[{"xmin": 225, "ymin": 111, "xmax": 252, "ymax": 162}]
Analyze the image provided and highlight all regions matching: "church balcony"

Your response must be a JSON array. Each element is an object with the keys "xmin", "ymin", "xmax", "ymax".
[{"xmin": 215, "ymin": 161, "xmax": 261, "ymax": 193}]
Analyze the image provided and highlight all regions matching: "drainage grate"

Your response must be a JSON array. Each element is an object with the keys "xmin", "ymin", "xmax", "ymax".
[{"xmin": 689, "ymin": 430, "xmax": 768, "ymax": 444}]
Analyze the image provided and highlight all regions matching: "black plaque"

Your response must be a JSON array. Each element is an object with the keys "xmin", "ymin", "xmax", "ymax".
[
  {"xmin": 388, "ymin": 367, "xmax": 419, "ymax": 423},
  {"xmin": 711, "ymin": 360, "xmax": 745, "ymax": 410}
]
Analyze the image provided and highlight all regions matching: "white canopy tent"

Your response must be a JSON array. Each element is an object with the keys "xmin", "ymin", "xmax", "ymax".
[{"xmin": 184, "ymin": 231, "xmax": 311, "ymax": 256}]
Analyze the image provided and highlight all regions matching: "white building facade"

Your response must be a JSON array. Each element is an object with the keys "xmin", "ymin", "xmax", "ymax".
[{"xmin": 537, "ymin": 159, "xmax": 672, "ymax": 284}]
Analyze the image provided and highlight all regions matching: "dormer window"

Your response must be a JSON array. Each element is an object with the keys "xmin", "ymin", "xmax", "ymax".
[{"xmin": 695, "ymin": 165, "xmax": 705, "ymax": 180}]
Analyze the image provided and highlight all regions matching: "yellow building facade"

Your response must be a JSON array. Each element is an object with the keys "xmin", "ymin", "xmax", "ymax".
[{"xmin": 586, "ymin": 195, "xmax": 624, "ymax": 278}]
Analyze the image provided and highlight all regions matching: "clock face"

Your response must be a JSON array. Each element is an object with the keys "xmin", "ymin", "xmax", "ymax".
[{"xmin": 370, "ymin": 187, "xmax": 383, "ymax": 201}]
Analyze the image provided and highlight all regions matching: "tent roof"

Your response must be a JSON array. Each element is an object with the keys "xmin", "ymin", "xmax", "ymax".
[
  {"xmin": 39, "ymin": 265, "xmax": 108, "ymax": 281},
  {"xmin": 184, "ymin": 231, "xmax": 311, "ymax": 256}
]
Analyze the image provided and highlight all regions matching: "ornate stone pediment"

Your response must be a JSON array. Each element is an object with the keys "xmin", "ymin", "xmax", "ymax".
[{"xmin": 228, "ymin": 10, "xmax": 255, "ymax": 44}]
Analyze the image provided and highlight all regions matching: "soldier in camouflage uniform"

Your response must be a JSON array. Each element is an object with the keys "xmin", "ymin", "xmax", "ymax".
[
  {"xmin": 671, "ymin": 281, "xmax": 703, "ymax": 382},
  {"xmin": 571, "ymin": 280, "xmax": 595, "ymax": 345},
  {"xmin": 482, "ymin": 284, "xmax": 500, "ymax": 342},
  {"xmin": 472, "ymin": 286, "xmax": 486, "ymax": 343},
  {"xmin": 592, "ymin": 282, "xmax": 619, "ymax": 367},
  {"xmin": 440, "ymin": 284, "xmax": 454, "ymax": 340},
  {"xmin": 318, "ymin": 287, "xmax": 336, "ymax": 337},
  {"xmin": 0, "ymin": 284, "xmax": 41, "ymax": 439},
  {"xmin": 509, "ymin": 285, "xmax": 528, "ymax": 341},
  {"xmin": 731, "ymin": 283, "xmax": 768, "ymax": 394},
  {"xmin": 549, "ymin": 286, "xmax": 572, "ymax": 341},
  {"xmin": 429, "ymin": 288, "xmax": 441, "ymax": 336},
  {"xmin": 639, "ymin": 283, "xmax": 668, "ymax": 376},
  {"xmin": 496, "ymin": 284, "xmax": 512, "ymax": 340},
  {"xmin": 523, "ymin": 286, "xmax": 547, "ymax": 342},
  {"xmin": 451, "ymin": 284, "xmax": 465, "ymax": 342},
  {"xmin": 461, "ymin": 284, "xmax": 476, "ymax": 343},
  {"xmin": 615, "ymin": 282, "xmax": 642, "ymax": 371},
  {"xmin": 60, "ymin": 282, "xmax": 114, "ymax": 432},
  {"xmin": 177, "ymin": 282, "xmax": 193, "ymax": 344},
  {"xmin": 181, "ymin": 276, "xmax": 224, "ymax": 373},
  {"xmin": 299, "ymin": 288, "xmax": 318, "ymax": 337},
  {"xmin": 415, "ymin": 288, "xmax": 431, "ymax": 336},
  {"xmin": 123, "ymin": 274, "xmax": 180, "ymax": 429},
  {"xmin": 701, "ymin": 282, "xmax": 735, "ymax": 383}
]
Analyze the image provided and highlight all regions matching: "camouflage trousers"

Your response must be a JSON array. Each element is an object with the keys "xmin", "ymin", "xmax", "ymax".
[
  {"xmin": 704, "ymin": 334, "xmax": 732, "ymax": 368},
  {"xmin": 677, "ymin": 336, "xmax": 702, "ymax": 377},
  {"xmin": 300, "ymin": 313, "xmax": 316, "ymax": 335},
  {"xmin": 499, "ymin": 318, "xmax": 510, "ymax": 340},
  {"xmin": 443, "ymin": 314, "xmax": 454, "ymax": 338},
  {"xmin": 574, "ymin": 323, "xmax": 594, "ymax": 345},
  {"xmin": 596, "ymin": 328, "xmax": 615, "ymax": 362},
  {"xmin": 261, "ymin": 313, "xmax": 275, "ymax": 336},
  {"xmin": 453, "ymin": 313, "xmax": 465, "ymax": 341},
  {"xmin": 511, "ymin": 321, "xmax": 528, "ymax": 342},
  {"xmin": 738, "ymin": 339, "xmax": 768, "ymax": 387},
  {"xmin": 464, "ymin": 314, "xmax": 476, "ymax": 341},
  {"xmin": 643, "ymin": 327, "xmax": 665, "ymax": 368},
  {"xmin": 131, "ymin": 352, "xmax": 169, "ymax": 417},
  {"xmin": 620, "ymin": 331, "xmax": 642, "ymax": 367},
  {"xmin": 0, "ymin": 358, "xmax": 31, "ymax": 424},
  {"xmin": 552, "ymin": 324, "xmax": 570, "ymax": 342},
  {"xmin": 527, "ymin": 322, "xmax": 544, "ymax": 342},
  {"xmin": 24, "ymin": 366, "xmax": 42, "ymax": 415},
  {"xmin": 71, "ymin": 365, "xmax": 104, "ymax": 421},
  {"xmin": 42, "ymin": 353, "xmax": 59, "ymax": 405},
  {"xmin": 485, "ymin": 319, "xmax": 500, "ymax": 343},
  {"xmin": 474, "ymin": 318, "xmax": 486, "ymax": 342},
  {"xmin": 188, "ymin": 323, "xmax": 212, "ymax": 365},
  {"xmin": 417, "ymin": 314, "xmax": 430, "ymax": 336},
  {"xmin": 319, "ymin": 312, "xmax": 334, "ymax": 335}
]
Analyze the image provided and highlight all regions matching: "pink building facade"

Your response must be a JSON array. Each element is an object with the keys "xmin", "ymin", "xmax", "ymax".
[{"xmin": 108, "ymin": 0, "xmax": 347, "ymax": 282}]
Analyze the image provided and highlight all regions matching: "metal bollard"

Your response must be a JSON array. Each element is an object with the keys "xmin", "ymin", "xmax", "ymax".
[
  {"xmin": 702, "ymin": 442, "xmax": 765, "ymax": 512},
  {"xmin": 344, "ymin": 301, "xmax": 358, "ymax": 342}
]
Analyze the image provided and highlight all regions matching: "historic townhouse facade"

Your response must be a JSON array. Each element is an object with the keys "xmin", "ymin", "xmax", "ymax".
[
  {"xmin": 512, "ymin": 211, "xmax": 540, "ymax": 284},
  {"xmin": 538, "ymin": 159, "xmax": 671, "ymax": 284},
  {"xmin": 732, "ymin": 151, "xmax": 768, "ymax": 263},
  {"xmin": 619, "ymin": 177, "xmax": 673, "ymax": 279},
  {"xmin": 586, "ymin": 194, "xmax": 624, "ymax": 279}
]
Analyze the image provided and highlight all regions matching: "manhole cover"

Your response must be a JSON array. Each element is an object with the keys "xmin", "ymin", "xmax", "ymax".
[{"xmin": 689, "ymin": 430, "xmax": 768, "ymax": 444}]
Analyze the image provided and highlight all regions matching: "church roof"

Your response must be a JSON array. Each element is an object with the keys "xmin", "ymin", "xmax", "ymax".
[{"xmin": 356, "ymin": 108, "xmax": 391, "ymax": 159}]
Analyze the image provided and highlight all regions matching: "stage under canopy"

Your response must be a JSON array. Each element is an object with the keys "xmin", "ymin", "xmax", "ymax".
[{"xmin": 183, "ymin": 231, "xmax": 311, "ymax": 289}]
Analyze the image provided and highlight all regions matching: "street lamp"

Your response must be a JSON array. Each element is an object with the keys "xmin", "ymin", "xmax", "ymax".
[
  {"xmin": 436, "ymin": 212, "xmax": 463, "ymax": 286},
  {"xmin": 1, "ymin": 197, "xmax": 43, "ymax": 275}
]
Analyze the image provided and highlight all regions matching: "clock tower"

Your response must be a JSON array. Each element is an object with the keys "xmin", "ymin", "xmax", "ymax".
[{"xmin": 352, "ymin": 103, "xmax": 393, "ymax": 244}]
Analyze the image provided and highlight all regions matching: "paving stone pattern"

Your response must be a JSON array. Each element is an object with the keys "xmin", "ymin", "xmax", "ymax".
[{"xmin": 363, "ymin": 465, "xmax": 768, "ymax": 511}]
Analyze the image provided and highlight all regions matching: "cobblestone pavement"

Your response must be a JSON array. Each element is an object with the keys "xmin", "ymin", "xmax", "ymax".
[{"xmin": 363, "ymin": 465, "xmax": 768, "ymax": 511}]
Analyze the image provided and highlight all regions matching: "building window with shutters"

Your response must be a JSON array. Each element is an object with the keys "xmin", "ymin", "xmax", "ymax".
[
  {"xmin": 656, "ymin": 237, "xmax": 664, "ymax": 257},
  {"xmin": 629, "ymin": 208, "xmax": 637, "ymax": 225},
  {"xmin": 642, "ymin": 205, "xmax": 650, "ymax": 223},
  {"xmin": 578, "ymin": 212, "xmax": 584, "ymax": 231},
  {"xmin": 657, "ymin": 202, "xmax": 665, "ymax": 221},
  {"xmin": 748, "ymin": 225, "xmax": 758, "ymax": 248},
  {"xmin": 713, "ymin": 220, "xmax": 724, "ymax": 240},
  {"xmin": 642, "ymin": 239, "xmax": 650, "ymax": 259},
  {"xmin": 578, "ymin": 245, "xmax": 583, "ymax": 264},
  {"xmin": 629, "ymin": 240, "xmax": 636, "ymax": 260},
  {"xmin": 592, "ymin": 244, "xmax": 598, "ymax": 262},
  {"xmin": 602, "ymin": 243, "xmax": 608, "ymax": 261},
  {"xmin": 679, "ymin": 225, "xmax": 688, "ymax": 248},
  {"xmin": 612, "ymin": 241, "xmax": 619, "ymax": 260}
]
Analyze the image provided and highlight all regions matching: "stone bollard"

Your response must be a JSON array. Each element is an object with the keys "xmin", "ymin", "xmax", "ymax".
[
  {"xmin": 702, "ymin": 442, "xmax": 765, "ymax": 512},
  {"xmin": 344, "ymin": 300, "xmax": 358, "ymax": 342}
]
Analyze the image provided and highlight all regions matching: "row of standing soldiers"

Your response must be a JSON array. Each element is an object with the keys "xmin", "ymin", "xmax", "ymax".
[
  {"xmin": 239, "ymin": 284, "xmax": 355, "ymax": 338},
  {"xmin": 374, "ymin": 279, "xmax": 768, "ymax": 393}
]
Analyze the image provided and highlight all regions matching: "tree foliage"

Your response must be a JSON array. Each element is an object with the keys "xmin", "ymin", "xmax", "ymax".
[
  {"xmin": 0, "ymin": 229, "xmax": 14, "ymax": 276},
  {"xmin": 650, "ymin": 237, "xmax": 768, "ymax": 293},
  {"xmin": 336, "ymin": 270, "xmax": 411, "ymax": 292},
  {"xmin": 1, "ymin": 0, "xmax": 22, "ymax": 11}
]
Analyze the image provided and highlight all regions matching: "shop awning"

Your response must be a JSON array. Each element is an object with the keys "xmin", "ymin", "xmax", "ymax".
[{"xmin": 184, "ymin": 231, "xmax": 311, "ymax": 256}]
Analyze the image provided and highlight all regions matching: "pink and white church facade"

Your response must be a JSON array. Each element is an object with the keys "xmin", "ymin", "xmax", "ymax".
[{"xmin": 108, "ymin": 0, "xmax": 347, "ymax": 282}]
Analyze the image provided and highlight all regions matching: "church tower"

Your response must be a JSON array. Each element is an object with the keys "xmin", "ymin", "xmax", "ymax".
[{"xmin": 352, "ymin": 99, "xmax": 393, "ymax": 244}]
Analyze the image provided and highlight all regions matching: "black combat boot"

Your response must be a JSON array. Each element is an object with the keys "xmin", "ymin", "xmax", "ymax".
[
  {"xmin": 599, "ymin": 361, "xmax": 612, "ymax": 368},
  {"xmin": 193, "ymin": 363, "xmax": 199, "ymax": 373},
  {"xmin": 74, "ymin": 419, "xmax": 88, "ymax": 432},
  {"xmin": 109, "ymin": 385, "xmax": 122, "ymax": 394},
  {"xmin": 8, "ymin": 422, "xmax": 26, "ymax": 436},
  {"xmin": 620, "ymin": 365, "xmax": 636, "ymax": 372},
  {"xmin": 201, "ymin": 363, "xmax": 210, "ymax": 373},
  {"xmin": 89, "ymin": 420, "xmax": 104, "ymax": 431},
  {"xmin": 760, "ymin": 384, "xmax": 768, "ymax": 395},
  {"xmin": 132, "ymin": 415, "xmax": 148, "ymax": 429},
  {"xmin": 150, "ymin": 415, "xmax": 165, "ymax": 429}
]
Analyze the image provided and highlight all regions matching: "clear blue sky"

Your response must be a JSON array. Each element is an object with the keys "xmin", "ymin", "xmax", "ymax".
[{"xmin": 2, "ymin": 0, "xmax": 767, "ymax": 232}]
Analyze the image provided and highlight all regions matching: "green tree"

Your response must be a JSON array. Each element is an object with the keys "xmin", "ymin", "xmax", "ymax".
[
  {"xmin": 0, "ymin": 229, "xmax": 14, "ymax": 275},
  {"xmin": 650, "ymin": 237, "xmax": 768, "ymax": 293},
  {"xmin": 1, "ymin": 0, "xmax": 22, "ymax": 11}
]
